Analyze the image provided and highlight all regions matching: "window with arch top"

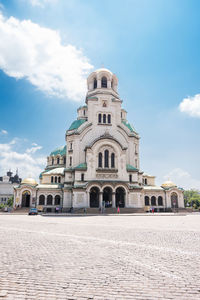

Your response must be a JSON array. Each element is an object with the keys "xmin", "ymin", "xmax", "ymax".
[
  {"xmin": 98, "ymin": 114, "xmax": 102, "ymax": 123},
  {"xmin": 103, "ymin": 114, "xmax": 106, "ymax": 123},
  {"xmin": 108, "ymin": 114, "xmax": 111, "ymax": 123},
  {"xmin": 104, "ymin": 150, "xmax": 109, "ymax": 168},
  {"xmin": 94, "ymin": 78, "xmax": 97, "ymax": 89},
  {"xmin": 101, "ymin": 76, "xmax": 107, "ymax": 88},
  {"xmin": 98, "ymin": 152, "xmax": 102, "ymax": 168},
  {"xmin": 111, "ymin": 153, "xmax": 115, "ymax": 168}
]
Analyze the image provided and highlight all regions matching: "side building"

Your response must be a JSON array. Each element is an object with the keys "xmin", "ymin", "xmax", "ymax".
[
  {"xmin": 0, "ymin": 171, "xmax": 21, "ymax": 204},
  {"xmin": 14, "ymin": 68, "xmax": 184, "ymax": 212}
]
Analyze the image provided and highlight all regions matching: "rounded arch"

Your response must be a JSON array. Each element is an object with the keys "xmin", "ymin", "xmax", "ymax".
[
  {"xmin": 47, "ymin": 195, "xmax": 53, "ymax": 205},
  {"xmin": 151, "ymin": 196, "xmax": 156, "ymax": 206},
  {"xmin": 103, "ymin": 186, "xmax": 113, "ymax": 208},
  {"xmin": 115, "ymin": 187, "xmax": 125, "ymax": 208},
  {"xmin": 39, "ymin": 194, "xmax": 45, "ymax": 205},
  {"xmin": 55, "ymin": 195, "xmax": 61, "ymax": 205},
  {"xmin": 171, "ymin": 192, "xmax": 178, "ymax": 208},
  {"xmin": 158, "ymin": 196, "xmax": 163, "ymax": 206},
  {"xmin": 145, "ymin": 196, "xmax": 150, "ymax": 206},
  {"xmin": 21, "ymin": 190, "xmax": 31, "ymax": 207},
  {"xmin": 90, "ymin": 186, "xmax": 100, "ymax": 208}
]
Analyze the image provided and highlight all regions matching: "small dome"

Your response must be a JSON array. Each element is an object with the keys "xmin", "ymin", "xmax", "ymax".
[
  {"xmin": 21, "ymin": 178, "xmax": 37, "ymax": 186},
  {"xmin": 94, "ymin": 68, "xmax": 113, "ymax": 75},
  {"xmin": 50, "ymin": 145, "xmax": 66, "ymax": 156},
  {"xmin": 161, "ymin": 180, "xmax": 177, "ymax": 188}
]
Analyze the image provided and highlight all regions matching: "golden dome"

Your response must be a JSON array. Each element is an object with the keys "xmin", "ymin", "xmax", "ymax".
[
  {"xmin": 161, "ymin": 180, "xmax": 177, "ymax": 188},
  {"xmin": 21, "ymin": 178, "xmax": 37, "ymax": 186}
]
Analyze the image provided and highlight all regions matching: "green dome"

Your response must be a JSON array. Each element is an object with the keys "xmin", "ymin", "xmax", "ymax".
[
  {"xmin": 50, "ymin": 145, "xmax": 66, "ymax": 156},
  {"xmin": 68, "ymin": 119, "xmax": 86, "ymax": 131}
]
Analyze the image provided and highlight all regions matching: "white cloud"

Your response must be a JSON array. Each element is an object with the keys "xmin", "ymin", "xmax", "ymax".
[
  {"xmin": 26, "ymin": 145, "xmax": 42, "ymax": 154},
  {"xmin": 179, "ymin": 94, "xmax": 200, "ymax": 117},
  {"xmin": 164, "ymin": 168, "xmax": 200, "ymax": 190},
  {"xmin": 29, "ymin": 0, "xmax": 57, "ymax": 7},
  {"xmin": 0, "ymin": 139, "xmax": 45, "ymax": 180},
  {"xmin": 0, "ymin": 12, "xmax": 93, "ymax": 101},
  {"xmin": 1, "ymin": 129, "xmax": 8, "ymax": 134}
]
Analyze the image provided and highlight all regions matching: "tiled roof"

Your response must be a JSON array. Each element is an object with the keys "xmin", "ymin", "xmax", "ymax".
[
  {"xmin": 122, "ymin": 120, "xmax": 137, "ymax": 133},
  {"xmin": 50, "ymin": 145, "xmax": 66, "ymax": 156},
  {"xmin": 126, "ymin": 164, "xmax": 138, "ymax": 171},
  {"xmin": 68, "ymin": 119, "xmax": 86, "ymax": 131},
  {"xmin": 74, "ymin": 163, "xmax": 87, "ymax": 170}
]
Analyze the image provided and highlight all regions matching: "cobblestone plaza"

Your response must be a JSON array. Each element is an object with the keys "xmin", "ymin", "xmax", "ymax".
[{"xmin": 0, "ymin": 214, "xmax": 200, "ymax": 300}]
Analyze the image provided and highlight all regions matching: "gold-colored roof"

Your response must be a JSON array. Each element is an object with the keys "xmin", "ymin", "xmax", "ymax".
[
  {"xmin": 21, "ymin": 178, "xmax": 37, "ymax": 186},
  {"xmin": 161, "ymin": 180, "xmax": 177, "ymax": 188}
]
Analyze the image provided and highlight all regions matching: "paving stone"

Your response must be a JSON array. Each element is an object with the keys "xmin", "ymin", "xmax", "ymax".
[{"xmin": 0, "ymin": 214, "xmax": 200, "ymax": 299}]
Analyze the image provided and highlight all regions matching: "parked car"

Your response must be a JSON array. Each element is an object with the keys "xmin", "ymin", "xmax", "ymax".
[{"xmin": 28, "ymin": 208, "xmax": 38, "ymax": 215}]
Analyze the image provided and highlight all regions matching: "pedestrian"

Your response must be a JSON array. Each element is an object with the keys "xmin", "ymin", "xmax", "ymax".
[{"xmin": 117, "ymin": 206, "xmax": 120, "ymax": 214}]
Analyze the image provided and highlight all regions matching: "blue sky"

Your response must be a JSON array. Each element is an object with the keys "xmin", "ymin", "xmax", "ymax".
[{"xmin": 0, "ymin": 0, "xmax": 200, "ymax": 188}]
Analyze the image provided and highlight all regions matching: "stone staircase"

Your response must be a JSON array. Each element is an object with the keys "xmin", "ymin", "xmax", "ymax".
[{"xmin": 80, "ymin": 207, "xmax": 145, "ymax": 214}]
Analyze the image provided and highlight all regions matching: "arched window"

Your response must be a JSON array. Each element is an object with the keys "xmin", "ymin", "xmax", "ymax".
[
  {"xmin": 151, "ymin": 196, "xmax": 156, "ymax": 206},
  {"xmin": 55, "ymin": 195, "xmax": 61, "ymax": 205},
  {"xmin": 101, "ymin": 76, "xmax": 107, "ymax": 88},
  {"xmin": 98, "ymin": 152, "xmax": 102, "ymax": 168},
  {"xmin": 70, "ymin": 157, "xmax": 72, "ymax": 166},
  {"xmin": 39, "ymin": 195, "xmax": 45, "ymax": 205},
  {"xmin": 145, "ymin": 196, "xmax": 149, "ymax": 206},
  {"xmin": 47, "ymin": 195, "xmax": 53, "ymax": 205},
  {"xmin": 158, "ymin": 196, "xmax": 163, "ymax": 206},
  {"xmin": 144, "ymin": 178, "xmax": 147, "ymax": 185},
  {"xmin": 55, "ymin": 176, "xmax": 57, "ymax": 183},
  {"xmin": 51, "ymin": 176, "xmax": 53, "ymax": 183},
  {"xmin": 64, "ymin": 157, "xmax": 66, "ymax": 164},
  {"xmin": 94, "ymin": 78, "xmax": 97, "ymax": 89},
  {"xmin": 103, "ymin": 114, "xmax": 106, "ymax": 123},
  {"xmin": 108, "ymin": 114, "xmax": 111, "ymax": 123},
  {"xmin": 52, "ymin": 158, "xmax": 54, "ymax": 165},
  {"xmin": 57, "ymin": 157, "xmax": 60, "ymax": 164},
  {"xmin": 111, "ymin": 153, "xmax": 115, "ymax": 168},
  {"xmin": 104, "ymin": 150, "xmax": 109, "ymax": 168},
  {"xmin": 58, "ymin": 176, "xmax": 61, "ymax": 183},
  {"xmin": 98, "ymin": 114, "xmax": 102, "ymax": 123}
]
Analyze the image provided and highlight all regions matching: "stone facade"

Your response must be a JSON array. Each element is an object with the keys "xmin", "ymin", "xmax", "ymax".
[
  {"xmin": 0, "ymin": 171, "xmax": 21, "ymax": 204},
  {"xmin": 14, "ymin": 68, "xmax": 184, "ymax": 212}
]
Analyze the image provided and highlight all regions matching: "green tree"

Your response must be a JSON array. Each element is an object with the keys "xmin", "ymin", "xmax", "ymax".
[
  {"xmin": 184, "ymin": 189, "xmax": 200, "ymax": 208},
  {"xmin": 7, "ymin": 196, "xmax": 14, "ymax": 207}
]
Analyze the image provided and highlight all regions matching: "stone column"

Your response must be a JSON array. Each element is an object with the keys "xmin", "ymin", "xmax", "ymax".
[{"xmin": 112, "ymin": 192, "xmax": 116, "ymax": 208}]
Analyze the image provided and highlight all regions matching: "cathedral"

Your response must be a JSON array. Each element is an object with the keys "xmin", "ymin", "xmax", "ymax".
[{"xmin": 14, "ymin": 68, "xmax": 184, "ymax": 212}]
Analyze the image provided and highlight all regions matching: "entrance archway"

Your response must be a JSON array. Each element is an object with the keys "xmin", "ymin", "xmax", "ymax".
[
  {"xmin": 171, "ymin": 192, "xmax": 178, "ymax": 208},
  {"xmin": 21, "ymin": 191, "xmax": 31, "ymax": 207},
  {"xmin": 90, "ymin": 187, "xmax": 100, "ymax": 208},
  {"xmin": 103, "ymin": 187, "xmax": 112, "ymax": 208},
  {"xmin": 116, "ymin": 187, "xmax": 125, "ymax": 208}
]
